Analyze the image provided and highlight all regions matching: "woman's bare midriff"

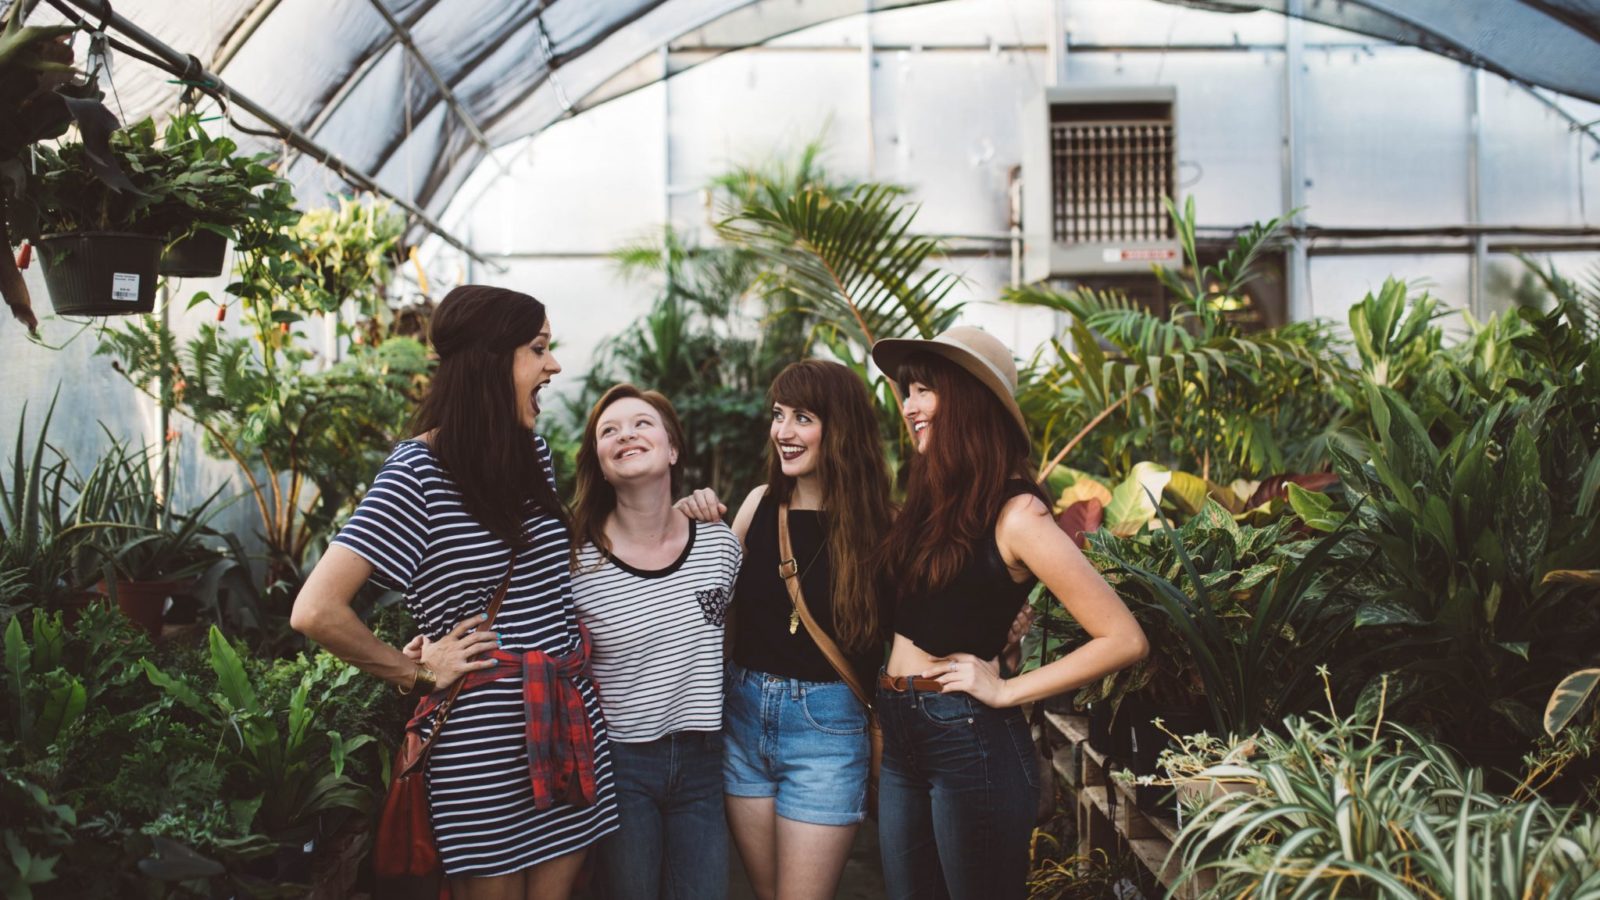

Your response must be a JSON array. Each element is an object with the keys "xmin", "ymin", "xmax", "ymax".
[{"xmin": 885, "ymin": 632, "xmax": 941, "ymax": 679}]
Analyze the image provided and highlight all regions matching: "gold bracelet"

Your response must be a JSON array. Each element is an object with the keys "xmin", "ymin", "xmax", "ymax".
[{"xmin": 396, "ymin": 664, "xmax": 421, "ymax": 696}]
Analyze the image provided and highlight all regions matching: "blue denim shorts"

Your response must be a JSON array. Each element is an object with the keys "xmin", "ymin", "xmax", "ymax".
[{"xmin": 723, "ymin": 662, "xmax": 870, "ymax": 826}]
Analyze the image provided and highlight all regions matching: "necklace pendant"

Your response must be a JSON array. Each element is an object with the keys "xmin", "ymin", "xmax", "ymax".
[{"xmin": 788, "ymin": 609, "xmax": 800, "ymax": 635}]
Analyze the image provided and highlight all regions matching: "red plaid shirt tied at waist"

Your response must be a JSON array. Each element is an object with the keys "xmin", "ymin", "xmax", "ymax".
[{"xmin": 407, "ymin": 627, "xmax": 599, "ymax": 810}]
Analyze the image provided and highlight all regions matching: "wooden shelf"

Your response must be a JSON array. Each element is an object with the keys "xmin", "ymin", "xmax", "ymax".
[{"xmin": 1039, "ymin": 709, "xmax": 1194, "ymax": 897}]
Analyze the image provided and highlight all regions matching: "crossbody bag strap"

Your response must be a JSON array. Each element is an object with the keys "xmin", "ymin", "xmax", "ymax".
[
  {"xmin": 778, "ymin": 502, "xmax": 872, "ymax": 711},
  {"xmin": 403, "ymin": 549, "xmax": 518, "ymax": 773}
]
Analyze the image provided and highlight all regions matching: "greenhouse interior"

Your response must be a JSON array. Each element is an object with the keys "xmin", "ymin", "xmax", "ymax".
[{"xmin": 2, "ymin": 0, "xmax": 1598, "ymax": 897}]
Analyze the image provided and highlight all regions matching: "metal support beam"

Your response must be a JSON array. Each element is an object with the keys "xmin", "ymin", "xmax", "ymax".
[
  {"xmin": 1467, "ymin": 66, "xmax": 1486, "ymax": 319},
  {"xmin": 211, "ymin": 0, "xmax": 283, "ymax": 73},
  {"xmin": 362, "ymin": 0, "xmax": 502, "ymax": 169},
  {"xmin": 57, "ymin": 0, "xmax": 498, "ymax": 269},
  {"xmin": 1282, "ymin": 0, "xmax": 1311, "ymax": 323}
]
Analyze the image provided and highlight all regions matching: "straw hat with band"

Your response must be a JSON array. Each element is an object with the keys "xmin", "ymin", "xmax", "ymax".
[{"xmin": 871, "ymin": 325, "xmax": 1029, "ymax": 445}]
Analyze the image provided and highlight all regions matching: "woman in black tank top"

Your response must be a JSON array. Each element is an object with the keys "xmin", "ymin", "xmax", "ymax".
[
  {"xmin": 870, "ymin": 327, "xmax": 1148, "ymax": 900},
  {"xmin": 717, "ymin": 360, "xmax": 894, "ymax": 900}
]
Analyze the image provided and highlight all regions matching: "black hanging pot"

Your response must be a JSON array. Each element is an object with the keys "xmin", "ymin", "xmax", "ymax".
[
  {"xmin": 35, "ymin": 232, "xmax": 161, "ymax": 315},
  {"xmin": 159, "ymin": 229, "xmax": 227, "ymax": 278}
]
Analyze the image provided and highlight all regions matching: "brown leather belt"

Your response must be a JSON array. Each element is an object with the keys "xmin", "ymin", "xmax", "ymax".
[{"xmin": 878, "ymin": 673, "xmax": 945, "ymax": 693}]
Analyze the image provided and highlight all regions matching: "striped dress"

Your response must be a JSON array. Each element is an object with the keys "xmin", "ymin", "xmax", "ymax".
[{"xmin": 333, "ymin": 437, "xmax": 618, "ymax": 876}]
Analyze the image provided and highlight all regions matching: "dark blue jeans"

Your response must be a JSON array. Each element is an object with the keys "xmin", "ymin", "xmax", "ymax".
[
  {"xmin": 875, "ymin": 684, "xmax": 1040, "ymax": 900},
  {"xmin": 592, "ymin": 730, "xmax": 728, "ymax": 900}
]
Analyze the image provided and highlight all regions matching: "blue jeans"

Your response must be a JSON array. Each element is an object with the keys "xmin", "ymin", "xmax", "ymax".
[
  {"xmin": 592, "ymin": 730, "xmax": 728, "ymax": 900},
  {"xmin": 875, "ymin": 683, "xmax": 1040, "ymax": 900},
  {"xmin": 723, "ymin": 662, "xmax": 870, "ymax": 826}
]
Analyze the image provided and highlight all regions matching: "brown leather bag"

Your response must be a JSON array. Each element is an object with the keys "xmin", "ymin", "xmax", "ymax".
[
  {"xmin": 372, "ymin": 555, "xmax": 516, "ymax": 898},
  {"xmin": 777, "ymin": 504, "xmax": 884, "ymax": 817}
]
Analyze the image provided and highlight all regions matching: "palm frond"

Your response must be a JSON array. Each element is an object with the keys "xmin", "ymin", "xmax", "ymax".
[{"xmin": 720, "ymin": 184, "xmax": 962, "ymax": 349}]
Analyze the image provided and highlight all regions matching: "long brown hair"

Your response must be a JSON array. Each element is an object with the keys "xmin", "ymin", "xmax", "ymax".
[
  {"xmin": 766, "ymin": 360, "xmax": 895, "ymax": 652},
  {"xmin": 571, "ymin": 384, "xmax": 688, "ymax": 559},
  {"xmin": 410, "ymin": 285, "xmax": 565, "ymax": 546},
  {"xmin": 878, "ymin": 351, "xmax": 1037, "ymax": 600}
]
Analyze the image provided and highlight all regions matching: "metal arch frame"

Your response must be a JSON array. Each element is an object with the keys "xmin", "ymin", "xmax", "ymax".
[
  {"xmin": 356, "ymin": 0, "xmax": 684, "ymax": 192},
  {"xmin": 386, "ymin": 0, "xmax": 950, "ymax": 221},
  {"xmin": 55, "ymin": 0, "xmax": 498, "ymax": 268},
  {"xmin": 211, "ymin": 0, "xmax": 284, "ymax": 72},
  {"xmin": 362, "ymin": 0, "xmax": 500, "ymax": 164}
]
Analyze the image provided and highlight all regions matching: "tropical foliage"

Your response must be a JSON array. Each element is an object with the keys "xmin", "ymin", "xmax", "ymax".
[{"xmin": 1168, "ymin": 681, "xmax": 1600, "ymax": 898}]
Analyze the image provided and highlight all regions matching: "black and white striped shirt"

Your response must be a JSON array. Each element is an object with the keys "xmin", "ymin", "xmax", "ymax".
[
  {"xmin": 332, "ymin": 437, "xmax": 618, "ymax": 877},
  {"xmin": 572, "ymin": 520, "xmax": 742, "ymax": 742}
]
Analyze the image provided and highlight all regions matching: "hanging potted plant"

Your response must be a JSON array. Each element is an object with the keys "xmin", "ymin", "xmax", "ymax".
[
  {"xmin": 152, "ymin": 112, "xmax": 286, "ymax": 278},
  {"xmin": 4, "ymin": 112, "xmax": 281, "ymax": 316},
  {"xmin": 0, "ymin": 4, "xmax": 130, "ymax": 329}
]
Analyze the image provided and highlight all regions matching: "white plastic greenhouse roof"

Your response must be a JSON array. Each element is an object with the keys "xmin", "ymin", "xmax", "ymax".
[{"xmin": 15, "ymin": 0, "xmax": 1599, "ymax": 251}]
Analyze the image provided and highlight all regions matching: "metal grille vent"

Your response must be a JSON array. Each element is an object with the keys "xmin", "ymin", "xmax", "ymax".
[{"xmin": 1051, "ymin": 117, "xmax": 1175, "ymax": 244}]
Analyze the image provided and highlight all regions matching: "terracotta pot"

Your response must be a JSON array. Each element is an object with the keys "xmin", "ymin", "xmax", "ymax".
[{"xmin": 93, "ymin": 579, "xmax": 190, "ymax": 637}]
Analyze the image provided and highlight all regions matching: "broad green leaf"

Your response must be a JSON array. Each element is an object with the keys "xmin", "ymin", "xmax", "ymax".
[
  {"xmin": 1286, "ymin": 483, "xmax": 1339, "ymax": 532},
  {"xmin": 1495, "ymin": 641, "xmax": 1530, "ymax": 661},
  {"xmin": 1544, "ymin": 668, "xmax": 1600, "ymax": 736},
  {"xmin": 1104, "ymin": 462, "xmax": 1172, "ymax": 536},
  {"xmin": 1353, "ymin": 598, "xmax": 1426, "ymax": 628},
  {"xmin": 32, "ymin": 680, "xmax": 86, "ymax": 750},
  {"xmin": 208, "ymin": 626, "xmax": 257, "ymax": 712},
  {"xmin": 1053, "ymin": 472, "xmax": 1112, "ymax": 511},
  {"xmin": 5, "ymin": 616, "xmax": 30, "ymax": 749},
  {"xmin": 29, "ymin": 613, "xmax": 63, "ymax": 673},
  {"xmin": 1165, "ymin": 471, "xmax": 1210, "ymax": 516},
  {"xmin": 142, "ymin": 659, "xmax": 212, "ymax": 716},
  {"xmin": 1500, "ymin": 426, "xmax": 1550, "ymax": 579}
]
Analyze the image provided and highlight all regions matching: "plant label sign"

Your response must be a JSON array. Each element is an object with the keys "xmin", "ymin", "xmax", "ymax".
[{"xmin": 112, "ymin": 273, "xmax": 140, "ymax": 303}]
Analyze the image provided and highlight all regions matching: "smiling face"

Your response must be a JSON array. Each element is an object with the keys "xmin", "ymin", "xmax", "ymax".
[
  {"xmin": 902, "ymin": 381, "xmax": 938, "ymax": 453},
  {"xmin": 511, "ymin": 322, "xmax": 561, "ymax": 430},
  {"xmin": 771, "ymin": 402, "xmax": 824, "ymax": 479},
  {"xmin": 595, "ymin": 396, "xmax": 676, "ymax": 485}
]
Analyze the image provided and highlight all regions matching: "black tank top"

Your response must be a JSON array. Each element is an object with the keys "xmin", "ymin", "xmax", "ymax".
[
  {"xmin": 894, "ymin": 480, "xmax": 1042, "ymax": 660},
  {"xmin": 731, "ymin": 491, "xmax": 877, "ymax": 683}
]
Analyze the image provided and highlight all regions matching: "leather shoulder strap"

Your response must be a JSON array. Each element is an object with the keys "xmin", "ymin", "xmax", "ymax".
[{"xmin": 778, "ymin": 503, "xmax": 872, "ymax": 710}]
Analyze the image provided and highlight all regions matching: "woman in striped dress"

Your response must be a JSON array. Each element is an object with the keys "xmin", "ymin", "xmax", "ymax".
[
  {"xmin": 567, "ymin": 384, "xmax": 742, "ymax": 899},
  {"xmin": 292, "ymin": 285, "xmax": 618, "ymax": 900}
]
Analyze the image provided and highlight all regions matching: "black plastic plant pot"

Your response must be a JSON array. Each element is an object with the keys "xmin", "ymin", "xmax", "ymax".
[
  {"xmin": 1131, "ymin": 703, "xmax": 1211, "ymax": 815},
  {"xmin": 35, "ymin": 232, "xmax": 161, "ymax": 316},
  {"xmin": 159, "ymin": 229, "xmax": 227, "ymax": 277}
]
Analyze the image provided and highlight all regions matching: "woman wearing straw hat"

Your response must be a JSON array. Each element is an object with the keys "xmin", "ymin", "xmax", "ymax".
[{"xmin": 870, "ymin": 325, "xmax": 1148, "ymax": 900}]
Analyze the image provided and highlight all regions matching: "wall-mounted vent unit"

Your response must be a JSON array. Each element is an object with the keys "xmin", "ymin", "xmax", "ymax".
[{"xmin": 1023, "ymin": 86, "xmax": 1181, "ymax": 281}]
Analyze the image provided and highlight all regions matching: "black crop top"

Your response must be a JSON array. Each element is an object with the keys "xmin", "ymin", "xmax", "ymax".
[
  {"xmin": 731, "ymin": 491, "xmax": 879, "ymax": 683},
  {"xmin": 894, "ymin": 480, "xmax": 1043, "ymax": 660}
]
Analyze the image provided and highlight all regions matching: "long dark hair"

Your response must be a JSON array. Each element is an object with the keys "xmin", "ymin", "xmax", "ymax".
[
  {"xmin": 411, "ymin": 285, "xmax": 565, "ymax": 545},
  {"xmin": 571, "ymin": 384, "xmax": 688, "ymax": 559},
  {"xmin": 766, "ymin": 360, "xmax": 895, "ymax": 653},
  {"xmin": 878, "ymin": 351, "xmax": 1037, "ymax": 600}
]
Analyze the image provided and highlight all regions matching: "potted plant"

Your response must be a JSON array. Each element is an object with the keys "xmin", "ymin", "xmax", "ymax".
[
  {"xmin": 78, "ymin": 436, "xmax": 227, "ymax": 636},
  {"xmin": 151, "ymin": 112, "xmax": 286, "ymax": 278},
  {"xmin": 5, "ymin": 111, "xmax": 283, "ymax": 315},
  {"xmin": 0, "ymin": 3, "xmax": 126, "ymax": 330}
]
